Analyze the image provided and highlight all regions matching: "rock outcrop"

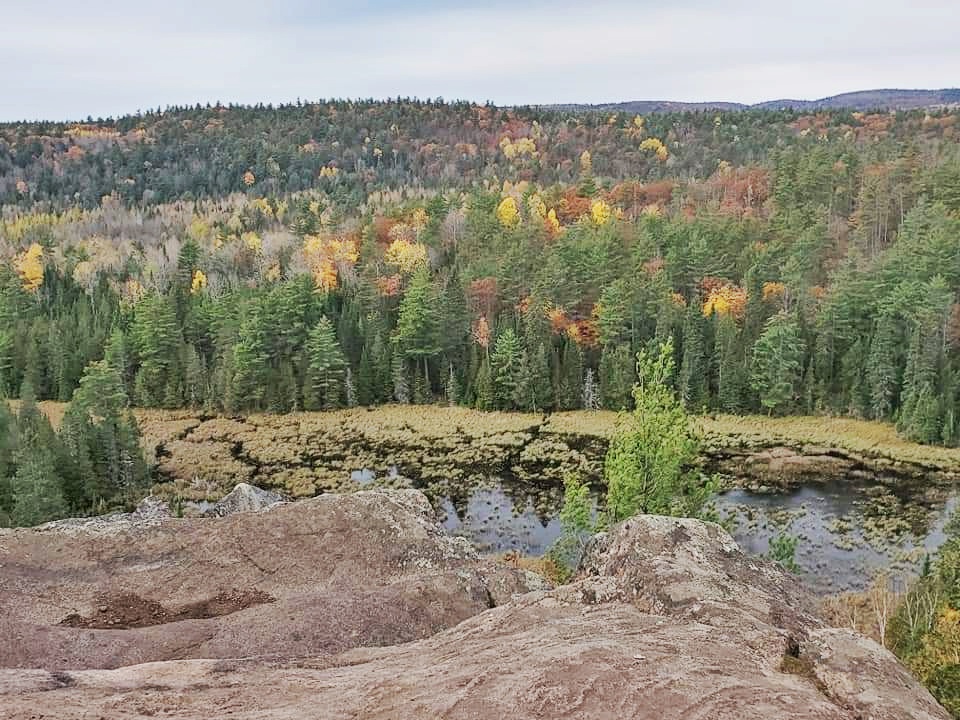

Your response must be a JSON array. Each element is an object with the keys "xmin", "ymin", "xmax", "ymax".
[{"xmin": 0, "ymin": 487, "xmax": 949, "ymax": 719}]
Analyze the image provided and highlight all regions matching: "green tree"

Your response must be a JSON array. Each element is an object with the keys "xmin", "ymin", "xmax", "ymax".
[
  {"xmin": 394, "ymin": 266, "xmax": 440, "ymax": 397},
  {"xmin": 131, "ymin": 294, "xmax": 180, "ymax": 406},
  {"xmin": 750, "ymin": 312, "xmax": 806, "ymax": 414},
  {"xmin": 305, "ymin": 316, "xmax": 346, "ymax": 410},
  {"xmin": 678, "ymin": 301, "xmax": 708, "ymax": 409},
  {"xmin": 600, "ymin": 343, "xmax": 633, "ymax": 410},
  {"xmin": 11, "ymin": 452, "xmax": 66, "ymax": 527},
  {"xmin": 491, "ymin": 328, "xmax": 524, "ymax": 410},
  {"xmin": 604, "ymin": 339, "xmax": 715, "ymax": 522},
  {"xmin": 61, "ymin": 359, "xmax": 148, "ymax": 511},
  {"xmin": 557, "ymin": 341, "xmax": 583, "ymax": 410}
]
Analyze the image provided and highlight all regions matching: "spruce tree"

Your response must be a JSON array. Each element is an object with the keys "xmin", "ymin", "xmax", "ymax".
[
  {"xmin": 473, "ymin": 355, "xmax": 493, "ymax": 411},
  {"xmin": 62, "ymin": 359, "xmax": 148, "ymax": 509},
  {"xmin": 528, "ymin": 342, "xmax": 554, "ymax": 411},
  {"xmin": 11, "ymin": 452, "xmax": 66, "ymax": 527},
  {"xmin": 866, "ymin": 312, "xmax": 901, "ymax": 420},
  {"xmin": 557, "ymin": 341, "xmax": 583, "ymax": 410},
  {"xmin": 679, "ymin": 301, "xmax": 708, "ymax": 410},
  {"xmin": 714, "ymin": 314, "xmax": 746, "ymax": 413},
  {"xmin": 491, "ymin": 328, "xmax": 524, "ymax": 410},
  {"xmin": 131, "ymin": 294, "xmax": 180, "ymax": 406},
  {"xmin": 305, "ymin": 316, "xmax": 346, "ymax": 410},
  {"xmin": 600, "ymin": 343, "xmax": 634, "ymax": 411},
  {"xmin": 750, "ymin": 312, "xmax": 806, "ymax": 414}
]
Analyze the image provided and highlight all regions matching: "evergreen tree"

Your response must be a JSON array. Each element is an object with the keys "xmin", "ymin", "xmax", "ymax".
[
  {"xmin": 866, "ymin": 312, "xmax": 901, "ymax": 420},
  {"xmin": 394, "ymin": 266, "xmax": 440, "ymax": 398},
  {"xmin": 473, "ymin": 355, "xmax": 493, "ymax": 411},
  {"xmin": 557, "ymin": 341, "xmax": 583, "ymax": 410},
  {"xmin": 392, "ymin": 355, "xmax": 410, "ymax": 404},
  {"xmin": 305, "ymin": 316, "xmax": 346, "ymax": 410},
  {"xmin": 528, "ymin": 342, "xmax": 554, "ymax": 411},
  {"xmin": 229, "ymin": 306, "xmax": 270, "ymax": 411},
  {"xmin": 491, "ymin": 328, "xmax": 524, "ymax": 410},
  {"xmin": 61, "ymin": 359, "xmax": 148, "ymax": 510},
  {"xmin": 11, "ymin": 452, "xmax": 66, "ymax": 528},
  {"xmin": 131, "ymin": 294, "xmax": 180, "ymax": 406},
  {"xmin": 605, "ymin": 338, "xmax": 715, "ymax": 521},
  {"xmin": 714, "ymin": 314, "xmax": 746, "ymax": 413},
  {"xmin": 679, "ymin": 301, "xmax": 708, "ymax": 410},
  {"xmin": 750, "ymin": 312, "xmax": 806, "ymax": 414},
  {"xmin": 600, "ymin": 343, "xmax": 634, "ymax": 411}
]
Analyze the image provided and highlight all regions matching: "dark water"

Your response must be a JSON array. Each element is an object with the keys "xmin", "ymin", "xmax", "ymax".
[
  {"xmin": 715, "ymin": 483, "xmax": 959, "ymax": 594},
  {"xmin": 438, "ymin": 485, "xmax": 565, "ymax": 556},
  {"xmin": 428, "ymin": 473, "xmax": 958, "ymax": 595}
]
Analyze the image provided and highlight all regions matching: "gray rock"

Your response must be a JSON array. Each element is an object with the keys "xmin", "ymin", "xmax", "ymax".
[{"xmin": 206, "ymin": 483, "xmax": 285, "ymax": 517}]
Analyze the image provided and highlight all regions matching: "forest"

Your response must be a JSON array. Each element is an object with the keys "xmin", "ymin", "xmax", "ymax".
[{"xmin": 1, "ymin": 99, "xmax": 960, "ymax": 522}]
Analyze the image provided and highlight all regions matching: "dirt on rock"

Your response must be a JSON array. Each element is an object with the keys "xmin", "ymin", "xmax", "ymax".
[{"xmin": 61, "ymin": 589, "xmax": 275, "ymax": 629}]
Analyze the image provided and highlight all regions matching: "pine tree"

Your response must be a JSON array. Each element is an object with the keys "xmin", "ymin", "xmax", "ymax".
[
  {"xmin": 0, "ymin": 402, "xmax": 15, "ymax": 524},
  {"xmin": 392, "ymin": 355, "xmax": 410, "ymax": 404},
  {"xmin": 230, "ymin": 306, "xmax": 270, "ymax": 410},
  {"xmin": 62, "ymin": 359, "xmax": 147, "ymax": 509},
  {"xmin": 305, "ymin": 316, "xmax": 346, "ymax": 410},
  {"xmin": 604, "ymin": 338, "xmax": 714, "ymax": 521},
  {"xmin": 528, "ymin": 342, "xmax": 554, "ymax": 412},
  {"xmin": 394, "ymin": 266, "xmax": 440, "ymax": 398},
  {"xmin": 0, "ymin": 329, "xmax": 13, "ymax": 398}
]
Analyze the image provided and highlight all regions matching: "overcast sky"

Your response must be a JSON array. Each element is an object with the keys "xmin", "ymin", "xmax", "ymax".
[{"xmin": 2, "ymin": 0, "xmax": 958, "ymax": 121}]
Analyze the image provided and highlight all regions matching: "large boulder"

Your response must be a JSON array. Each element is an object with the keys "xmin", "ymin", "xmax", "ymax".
[{"xmin": 0, "ymin": 492, "xmax": 948, "ymax": 719}]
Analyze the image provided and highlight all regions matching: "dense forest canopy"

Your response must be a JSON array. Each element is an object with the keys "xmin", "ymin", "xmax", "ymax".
[{"xmin": 2, "ymin": 99, "xmax": 960, "ymax": 463}]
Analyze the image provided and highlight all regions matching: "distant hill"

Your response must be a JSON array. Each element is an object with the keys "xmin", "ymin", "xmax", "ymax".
[{"xmin": 552, "ymin": 88, "xmax": 960, "ymax": 113}]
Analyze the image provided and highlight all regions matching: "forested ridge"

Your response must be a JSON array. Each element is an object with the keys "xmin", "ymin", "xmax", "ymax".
[{"xmin": 2, "ymin": 99, "xmax": 960, "ymax": 523}]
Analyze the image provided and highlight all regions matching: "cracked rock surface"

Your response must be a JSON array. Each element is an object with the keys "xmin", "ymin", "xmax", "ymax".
[{"xmin": 0, "ymin": 487, "xmax": 949, "ymax": 719}]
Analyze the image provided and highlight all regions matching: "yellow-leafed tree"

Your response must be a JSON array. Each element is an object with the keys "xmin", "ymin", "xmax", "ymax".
[
  {"xmin": 496, "ymin": 197, "xmax": 520, "ymax": 228},
  {"xmin": 385, "ymin": 238, "xmax": 429, "ymax": 275},
  {"xmin": 190, "ymin": 270, "xmax": 208, "ymax": 295},
  {"xmin": 15, "ymin": 243, "xmax": 44, "ymax": 292},
  {"xmin": 590, "ymin": 200, "xmax": 613, "ymax": 227}
]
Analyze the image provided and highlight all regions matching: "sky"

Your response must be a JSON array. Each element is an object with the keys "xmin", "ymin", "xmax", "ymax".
[{"xmin": 2, "ymin": 0, "xmax": 959, "ymax": 121}]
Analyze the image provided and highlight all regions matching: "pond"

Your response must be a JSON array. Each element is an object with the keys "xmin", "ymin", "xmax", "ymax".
[{"xmin": 430, "ymin": 474, "xmax": 959, "ymax": 595}]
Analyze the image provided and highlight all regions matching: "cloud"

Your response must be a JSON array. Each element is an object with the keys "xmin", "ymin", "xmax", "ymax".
[{"xmin": 1, "ymin": 0, "xmax": 957, "ymax": 120}]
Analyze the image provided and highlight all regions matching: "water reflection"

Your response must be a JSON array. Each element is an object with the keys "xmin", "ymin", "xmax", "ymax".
[
  {"xmin": 438, "ymin": 484, "xmax": 565, "ymax": 556},
  {"xmin": 715, "ymin": 482, "xmax": 959, "ymax": 594}
]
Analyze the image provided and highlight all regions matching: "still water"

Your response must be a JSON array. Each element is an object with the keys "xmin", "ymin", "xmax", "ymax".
[{"xmin": 432, "ymin": 475, "xmax": 959, "ymax": 595}]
